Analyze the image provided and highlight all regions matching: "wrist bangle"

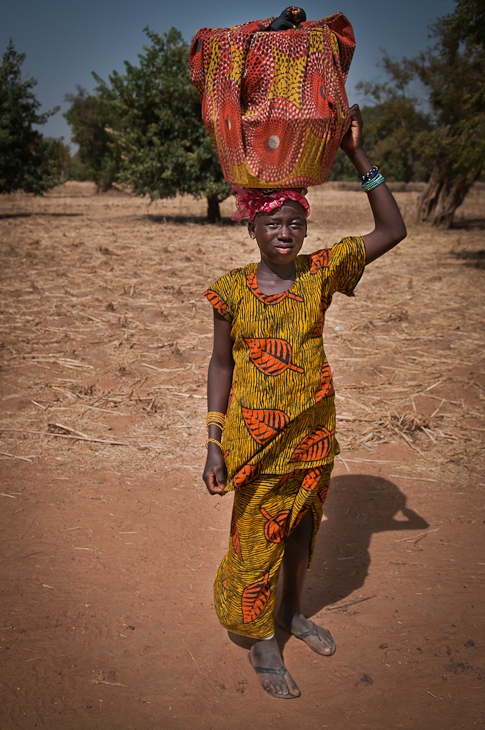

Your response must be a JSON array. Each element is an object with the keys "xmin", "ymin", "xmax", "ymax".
[
  {"xmin": 362, "ymin": 172, "xmax": 385, "ymax": 192},
  {"xmin": 206, "ymin": 411, "xmax": 225, "ymax": 430},
  {"xmin": 206, "ymin": 438, "xmax": 224, "ymax": 452},
  {"xmin": 358, "ymin": 165, "xmax": 379, "ymax": 182}
]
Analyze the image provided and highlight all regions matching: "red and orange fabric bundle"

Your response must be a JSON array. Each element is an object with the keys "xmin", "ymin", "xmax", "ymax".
[{"xmin": 190, "ymin": 13, "xmax": 356, "ymax": 189}]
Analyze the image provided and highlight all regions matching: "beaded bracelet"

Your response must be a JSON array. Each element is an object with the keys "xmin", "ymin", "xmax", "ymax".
[
  {"xmin": 206, "ymin": 411, "xmax": 225, "ymax": 430},
  {"xmin": 206, "ymin": 437, "xmax": 224, "ymax": 451},
  {"xmin": 362, "ymin": 172, "xmax": 385, "ymax": 193},
  {"xmin": 358, "ymin": 165, "xmax": 379, "ymax": 182}
]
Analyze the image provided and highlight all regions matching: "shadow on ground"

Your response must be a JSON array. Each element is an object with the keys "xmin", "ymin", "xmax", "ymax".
[
  {"xmin": 0, "ymin": 212, "xmax": 84, "ymax": 219},
  {"xmin": 146, "ymin": 214, "xmax": 241, "ymax": 226},
  {"xmin": 451, "ymin": 217, "xmax": 485, "ymax": 231},
  {"xmin": 451, "ymin": 248, "xmax": 485, "ymax": 269},
  {"xmin": 303, "ymin": 474, "xmax": 429, "ymax": 616}
]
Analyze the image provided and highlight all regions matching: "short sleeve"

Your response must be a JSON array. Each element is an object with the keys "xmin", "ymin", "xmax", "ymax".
[
  {"xmin": 310, "ymin": 236, "xmax": 366, "ymax": 298},
  {"xmin": 203, "ymin": 271, "xmax": 235, "ymax": 322}
]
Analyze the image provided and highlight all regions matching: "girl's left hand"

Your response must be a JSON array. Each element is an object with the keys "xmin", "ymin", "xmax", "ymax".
[
  {"xmin": 340, "ymin": 104, "xmax": 364, "ymax": 159},
  {"xmin": 203, "ymin": 449, "xmax": 227, "ymax": 495}
]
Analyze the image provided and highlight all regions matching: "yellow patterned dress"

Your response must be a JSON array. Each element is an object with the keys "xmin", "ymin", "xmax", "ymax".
[{"xmin": 204, "ymin": 235, "xmax": 366, "ymax": 638}]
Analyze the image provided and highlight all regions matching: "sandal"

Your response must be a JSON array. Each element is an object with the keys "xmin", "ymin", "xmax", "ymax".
[
  {"xmin": 247, "ymin": 652, "xmax": 300, "ymax": 699},
  {"xmin": 277, "ymin": 618, "xmax": 336, "ymax": 656}
]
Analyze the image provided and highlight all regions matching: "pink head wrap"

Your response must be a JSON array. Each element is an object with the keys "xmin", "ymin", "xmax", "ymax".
[{"xmin": 231, "ymin": 187, "xmax": 310, "ymax": 222}]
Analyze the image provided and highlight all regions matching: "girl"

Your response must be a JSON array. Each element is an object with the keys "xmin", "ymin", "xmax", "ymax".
[{"xmin": 202, "ymin": 105, "xmax": 406, "ymax": 699}]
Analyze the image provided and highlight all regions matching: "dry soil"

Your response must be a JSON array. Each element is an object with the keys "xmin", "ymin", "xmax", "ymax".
[{"xmin": 0, "ymin": 182, "xmax": 484, "ymax": 729}]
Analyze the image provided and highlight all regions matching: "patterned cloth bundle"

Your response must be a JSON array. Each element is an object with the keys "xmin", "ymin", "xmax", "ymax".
[{"xmin": 190, "ymin": 9, "xmax": 356, "ymax": 189}]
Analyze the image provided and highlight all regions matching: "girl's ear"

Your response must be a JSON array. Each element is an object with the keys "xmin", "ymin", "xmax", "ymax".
[{"xmin": 248, "ymin": 221, "xmax": 256, "ymax": 240}]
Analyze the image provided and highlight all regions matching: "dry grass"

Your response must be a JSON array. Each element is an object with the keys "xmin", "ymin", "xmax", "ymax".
[{"xmin": 1, "ymin": 182, "xmax": 484, "ymax": 482}]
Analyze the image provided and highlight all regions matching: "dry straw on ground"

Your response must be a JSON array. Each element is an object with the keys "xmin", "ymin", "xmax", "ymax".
[{"xmin": 1, "ymin": 182, "xmax": 484, "ymax": 482}]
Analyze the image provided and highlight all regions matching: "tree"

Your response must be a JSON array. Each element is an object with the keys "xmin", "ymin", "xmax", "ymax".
[
  {"xmin": 355, "ymin": 59, "xmax": 433, "ymax": 183},
  {"xmin": 327, "ymin": 93, "xmax": 432, "ymax": 184},
  {"xmin": 412, "ymin": 0, "xmax": 485, "ymax": 226},
  {"xmin": 41, "ymin": 137, "xmax": 71, "ymax": 180},
  {"xmin": 94, "ymin": 27, "xmax": 229, "ymax": 221},
  {"xmin": 64, "ymin": 86, "xmax": 120, "ymax": 192},
  {"xmin": 0, "ymin": 39, "xmax": 61, "ymax": 194},
  {"xmin": 350, "ymin": 1, "xmax": 484, "ymax": 226}
]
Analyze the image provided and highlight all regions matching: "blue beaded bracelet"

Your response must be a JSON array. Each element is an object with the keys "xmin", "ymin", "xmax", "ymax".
[
  {"xmin": 362, "ymin": 172, "xmax": 385, "ymax": 192},
  {"xmin": 358, "ymin": 165, "xmax": 379, "ymax": 182}
]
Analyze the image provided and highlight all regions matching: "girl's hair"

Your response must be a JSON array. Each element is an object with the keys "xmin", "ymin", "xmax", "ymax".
[{"xmin": 231, "ymin": 186, "xmax": 311, "ymax": 221}]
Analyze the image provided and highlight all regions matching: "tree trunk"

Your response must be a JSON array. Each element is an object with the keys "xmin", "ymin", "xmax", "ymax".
[
  {"xmin": 206, "ymin": 194, "xmax": 221, "ymax": 223},
  {"xmin": 96, "ymin": 176, "xmax": 113, "ymax": 194},
  {"xmin": 417, "ymin": 166, "xmax": 476, "ymax": 228}
]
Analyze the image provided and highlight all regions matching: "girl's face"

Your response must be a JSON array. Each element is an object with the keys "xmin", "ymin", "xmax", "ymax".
[{"xmin": 248, "ymin": 201, "xmax": 307, "ymax": 266}]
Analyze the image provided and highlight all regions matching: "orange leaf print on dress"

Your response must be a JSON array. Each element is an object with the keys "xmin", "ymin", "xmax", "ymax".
[
  {"xmin": 315, "ymin": 362, "xmax": 335, "ymax": 401},
  {"xmin": 301, "ymin": 467, "xmax": 324, "ymax": 491},
  {"xmin": 242, "ymin": 571, "xmax": 271, "ymax": 624},
  {"xmin": 204, "ymin": 289, "xmax": 229, "ymax": 318},
  {"xmin": 278, "ymin": 468, "xmax": 306, "ymax": 487},
  {"xmin": 317, "ymin": 484, "xmax": 329, "ymax": 504},
  {"xmin": 245, "ymin": 338, "xmax": 304, "ymax": 376},
  {"xmin": 233, "ymin": 462, "xmax": 261, "ymax": 488},
  {"xmin": 309, "ymin": 248, "xmax": 332, "ymax": 273},
  {"xmin": 246, "ymin": 272, "xmax": 303, "ymax": 306},
  {"xmin": 242, "ymin": 406, "xmax": 290, "ymax": 446},
  {"xmin": 290, "ymin": 426, "xmax": 333, "ymax": 461},
  {"xmin": 260, "ymin": 507, "xmax": 290, "ymax": 543}
]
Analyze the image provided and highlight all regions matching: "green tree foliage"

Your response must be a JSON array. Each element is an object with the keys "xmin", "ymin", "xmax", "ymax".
[
  {"xmin": 64, "ymin": 86, "xmax": 120, "ymax": 192},
  {"xmin": 93, "ymin": 27, "xmax": 229, "ymax": 221},
  {"xmin": 67, "ymin": 151, "xmax": 89, "ymax": 182},
  {"xmin": 0, "ymin": 39, "xmax": 61, "ymax": 194},
  {"xmin": 327, "ymin": 147, "xmax": 356, "ymax": 181},
  {"xmin": 328, "ymin": 92, "xmax": 432, "ymax": 184},
  {"xmin": 341, "ymin": 1, "xmax": 484, "ymax": 226},
  {"xmin": 41, "ymin": 137, "xmax": 71, "ymax": 180},
  {"xmin": 355, "ymin": 59, "xmax": 433, "ymax": 183},
  {"xmin": 412, "ymin": 0, "xmax": 485, "ymax": 226}
]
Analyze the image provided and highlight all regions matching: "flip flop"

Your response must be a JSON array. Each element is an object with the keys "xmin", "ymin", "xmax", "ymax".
[
  {"xmin": 277, "ymin": 618, "xmax": 336, "ymax": 656},
  {"xmin": 247, "ymin": 653, "xmax": 299, "ymax": 699}
]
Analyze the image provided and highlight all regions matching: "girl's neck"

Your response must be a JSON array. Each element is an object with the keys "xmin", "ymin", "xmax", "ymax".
[{"xmin": 256, "ymin": 257, "xmax": 296, "ymax": 295}]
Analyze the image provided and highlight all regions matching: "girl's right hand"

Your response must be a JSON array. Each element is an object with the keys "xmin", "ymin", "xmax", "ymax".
[
  {"xmin": 203, "ymin": 448, "xmax": 227, "ymax": 495},
  {"xmin": 340, "ymin": 103, "xmax": 364, "ymax": 160}
]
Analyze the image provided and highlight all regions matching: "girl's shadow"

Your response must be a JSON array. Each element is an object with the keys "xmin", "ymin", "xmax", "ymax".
[
  {"xmin": 302, "ymin": 473, "xmax": 429, "ymax": 617},
  {"xmin": 228, "ymin": 474, "xmax": 428, "ymax": 652}
]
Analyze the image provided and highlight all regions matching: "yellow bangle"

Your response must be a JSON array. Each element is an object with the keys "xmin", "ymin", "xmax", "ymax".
[
  {"xmin": 206, "ymin": 438, "xmax": 224, "ymax": 452},
  {"xmin": 206, "ymin": 411, "xmax": 225, "ymax": 430}
]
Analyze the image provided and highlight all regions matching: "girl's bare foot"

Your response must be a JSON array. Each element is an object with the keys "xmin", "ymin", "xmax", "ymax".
[
  {"xmin": 248, "ymin": 637, "xmax": 300, "ymax": 698},
  {"xmin": 275, "ymin": 612, "xmax": 336, "ymax": 656}
]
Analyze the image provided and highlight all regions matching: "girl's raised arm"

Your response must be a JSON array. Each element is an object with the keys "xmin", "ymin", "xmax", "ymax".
[
  {"xmin": 203, "ymin": 311, "xmax": 234, "ymax": 495},
  {"xmin": 340, "ymin": 105, "xmax": 407, "ymax": 264}
]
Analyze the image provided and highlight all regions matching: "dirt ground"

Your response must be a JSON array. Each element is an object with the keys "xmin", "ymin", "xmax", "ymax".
[{"xmin": 0, "ymin": 182, "xmax": 484, "ymax": 730}]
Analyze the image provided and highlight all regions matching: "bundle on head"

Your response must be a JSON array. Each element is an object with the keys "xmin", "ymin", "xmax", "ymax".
[
  {"xmin": 268, "ymin": 6, "xmax": 307, "ymax": 30},
  {"xmin": 190, "ymin": 11, "xmax": 355, "ymax": 189}
]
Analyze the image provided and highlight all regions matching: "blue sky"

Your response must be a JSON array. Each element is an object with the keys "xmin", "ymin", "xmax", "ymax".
[{"xmin": 2, "ymin": 0, "xmax": 455, "ymax": 147}]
